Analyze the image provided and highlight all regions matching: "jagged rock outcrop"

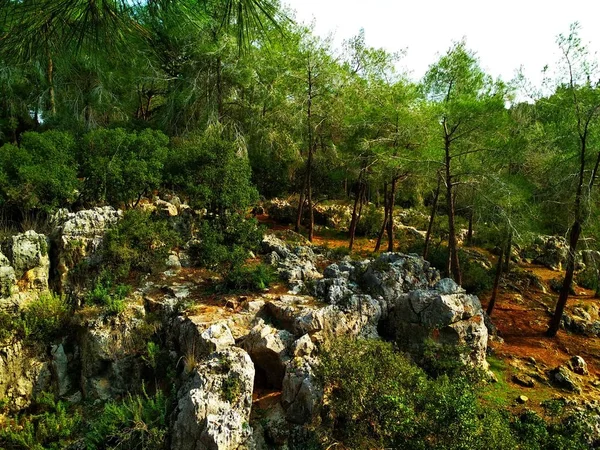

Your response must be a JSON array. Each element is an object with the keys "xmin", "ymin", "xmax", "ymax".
[
  {"xmin": 262, "ymin": 235, "xmax": 321, "ymax": 292},
  {"xmin": 0, "ymin": 251, "xmax": 17, "ymax": 300},
  {"xmin": 52, "ymin": 206, "xmax": 122, "ymax": 293},
  {"xmin": 281, "ymin": 356, "xmax": 321, "ymax": 425},
  {"xmin": 523, "ymin": 235, "xmax": 569, "ymax": 271},
  {"xmin": 381, "ymin": 279, "xmax": 488, "ymax": 368},
  {"xmin": 264, "ymin": 199, "xmax": 297, "ymax": 224},
  {"xmin": 240, "ymin": 322, "xmax": 294, "ymax": 389},
  {"xmin": 0, "ymin": 341, "xmax": 50, "ymax": 410},
  {"xmin": 78, "ymin": 302, "xmax": 146, "ymax": 400},
  {"xmin": 5, "ymin": 230, "xmax": 50, "ymax": 291},
  {"xmin": 174, "ymin": 318, "xmax": 236, "ymax": 364},
  {"xmin": 171, "ymin": 347, "xmax": 255, "ymax": 450}
]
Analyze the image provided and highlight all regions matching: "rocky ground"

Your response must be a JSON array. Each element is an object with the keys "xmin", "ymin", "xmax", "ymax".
[{"xmin": 2, "ymin": 199, "xmax": 600, "ymax": 448}]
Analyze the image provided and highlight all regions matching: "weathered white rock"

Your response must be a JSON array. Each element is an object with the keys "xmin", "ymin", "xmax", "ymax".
[
  {"xmin": 51, "ymin": 344, "xmax": 72, "ymax": 396},
  {"xmin": 240, "ymin": 323, "xmax": 294, "ymax": 388},
  {"xmin": 171, "ymin": 347, "xmax": 255, "ymax": 450},
  {"xmin": 79, "ymin": 303, "xmax": 146, "ymax": 400},
  {"xmin": 175, "ymin": 318, "xmax": 236, "ymax": 364},
  {"xmin": 5, "ymin": 230, "xmax": 50, "ymax": 292},
  {"xmin": 569, "ymin": 355, "xmax": 589, "ymax": 375},
  {"xmin": 53, "ymin": 207, "xmax": 122, "ymax": 293},
  {"xmin": 0, "ymin": 251, "xmax": 17, "ymax": 300},
  {"xmin": 0, "ymin": 341, "xmax": 50, "ymax": 410},
  {"xmin": 281, "ymin": 356, "xmax": 321, "ymax": 425}
]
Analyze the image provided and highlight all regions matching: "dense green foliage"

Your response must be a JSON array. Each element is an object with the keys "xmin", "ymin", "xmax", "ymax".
[
  {"xmin": 101, "ymin": 209, "xmax": 181, "ymax": 279},
  {"xmin": 85, "ymin": 389, "xmax": 169, "ymax": 450},
  {"xmin": 0, "ymin": 393, "xmax": 81, "ymax": 450},
  {"xmin": 319, "ymin": 338, "xmax": 595, "ymax": 450}
]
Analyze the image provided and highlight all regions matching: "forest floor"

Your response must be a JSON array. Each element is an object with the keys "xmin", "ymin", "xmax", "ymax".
[{"xmin": 254, "ymin": 213, "xmax": 600, "ymax": 412}]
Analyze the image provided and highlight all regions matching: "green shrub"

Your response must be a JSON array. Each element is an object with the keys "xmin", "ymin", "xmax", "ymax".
[
  {"xmin": 101, "ymin": 209, "xmax": 180, "ymax": 279},
  {"xmin": 167, "ymin": 125, "xmax": 258, "ymax": 214},
  {"xmin": 221, "ymin": 263, "xmax": 276, "ymax": 292},
  {"xmin": 188, "ymin": 216, "xmax": 263, "ymax": 271},
  {"xmin": 460, "ymin": 254, "xmax": 494, "ymax": 295},
  {"xmin": 80, "ymin": 128, "xmax": 169, "ymax": 207},
  {"xmin": 0, "ymin": 131, "xmax": 79, "ymax": 212},
  {"xmin": 0, "ymin": 392, "xmax": 81, "ymax": 450},
  {"xmin": 85, "ymin": 388, "xmax": 168, "ymax": 450},
  {"xmin": 86, "ymin": 271, "xmax": 131, "ymax": 315},
  {"xmin": 575, "ymin": 268, "xmax": 600, "ymax": 295},
  {"xmin": 318, "ymin": 337, "xmax": 595, "ymax": 450},
  {"xmin": 21, "ymin": 293, "xmax": 70, "ymax": 342},
  {"xmin": 355, "ymin": 204, "xmax": 384, "ymax": 237}
]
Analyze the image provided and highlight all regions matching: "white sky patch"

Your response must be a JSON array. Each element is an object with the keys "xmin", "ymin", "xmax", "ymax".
[{"xmin": 283, "ymin": 0, "xmax": 600, "ymax": 88}]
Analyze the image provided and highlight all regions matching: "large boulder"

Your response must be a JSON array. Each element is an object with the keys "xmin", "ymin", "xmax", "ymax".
[
  {"xmin": 381, "ymin": 278, "xmax": 488, "ymax": 369},
  {"xmin": 281, "ymin": 356, "xmax": 322, "ymax": 425},
  {"xmin": 0, "ymin": 340, "xmax": 51, "ymax": 410},
  {"xmin": 174, "ymin": 318, "xmax": 236, "ymax": 365},
  {"xmin": 4, "ymin": 230, "xmax": 50, "ymax": 292},
  {"xmin": 53, "ymin": 207, "xmax": 122, "ymax": 293},
  {"xmin": 0, "ymin": 251, "xmax": 17, "ymax": 300},
  {"xmin": 78, "ymin": 302, "xmax": 146, "ymax": 400},
  {"xmin": 262, "ymin": 235, "xmax": 321, "ymax": 292},
  {"xmin": 171, "ymin": 347, "xmax": 255, "ymax": 450},
  {"xmin": 240, "ymin": 322, "xmax": 294, "ymax": 389},
  {"xmin": 264, "ymin": 199, "xmax": 297, "ymax": 224},
  {"xmin": 524, "ymin": 235, "xmax": 569, "ymax": 271}
]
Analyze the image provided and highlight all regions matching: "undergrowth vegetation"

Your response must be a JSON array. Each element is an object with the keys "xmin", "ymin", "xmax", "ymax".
[{"xmin": 319, "ymin": 338, "xmax": 596, "ymax": 450}]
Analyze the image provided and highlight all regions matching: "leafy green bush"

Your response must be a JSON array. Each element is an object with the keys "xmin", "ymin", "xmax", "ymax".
[
  {"xmin": 575, "ymin": 268, "xmax": 600, "ymax": 295},
  {"xmin": 188, "ymin": 216, "xmax": 263, "ymax": 271},
  {"xmin": 21, "ymin": 293, "xmax": 70, "ymax": 343},
  {"xmin": 318, "ymin": 337, "xmax": 595, "ymax": 450},
  {"xmin": 0, "ymin": 392, "xmax": 81, "ymax": 450},
  {"xmin": 80, "ymin": 128, "xmax": 169, "ymax": 207},
  {"xmin": 355, "ymin": 204, "xmax": 384, "ymax": 237},
  {"xmin": 101, "ymin": 209, "xmax": 181, "ymax": 279},
  {"xmin": 221, "ymin": 262, "xmax": 276, "ymax": 292},
  {"xmin": 85, "ymin": 388, "xmax": 168, "ymax": 450},
  {"xmin": 0, "ymin": 131, "xmax": 79, "ymax": 212},
  {"xmin": 167, "ymin": 125, "xmax": 258, "ymax": 214},
  {"xmin": 86, "ymin": 271, "xmax": 131, "ymax": 315},
  {"xmin": 460, "ymin": 254, "xmax": 494, "ymax": 295}
]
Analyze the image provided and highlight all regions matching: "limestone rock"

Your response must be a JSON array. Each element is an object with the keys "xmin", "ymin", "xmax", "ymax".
[
  {"xmin": 262, "ymin": 234, "xmax": 321, "ymax": 290},
  {"xmin": 281, "ymin": 356, "xmax": 322, "ymax": 425},
  {"xmin": 53, "ymin": 207, "xmax": 122, "ymax": 294},
  {"xmin": 568, "ymin": 356, "xmax": 589, "ymax": 375},
  {"xmin": 171, "ymin": 347, "xmax": 255, "ymax": 450},
  {"xmin": 0, "ymin": 251, "xmax": 17, "ymax": 299},
  {"xmin": 4, "ymin": 230, "xmax": 50, "ymax": 291},
  {"xmin": 0, "ymin": 341, "xmax": 50, "ymax": 410},
  {"xmin": 174, "ymin": 318, "xmax": 236, "ymax": 365},
  {"xmin": 382, "ymin": 280, "xmax": 488, "ymax": 369},
  {"xmin": 240, "ymin": 323, "xmax": 294, "ymax": 389},
  {"xmin": 550, "ymin": 366, "xmax": 582, "ymax": 393},
  {"xmin": 79, "ymin": 303, "xmax": 146, "ymax": 400}
]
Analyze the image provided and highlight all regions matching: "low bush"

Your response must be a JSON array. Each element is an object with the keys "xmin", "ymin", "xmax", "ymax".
[
  {"xmin": 355, "ymin": 204, "xmax": 384, "ymax": 237},
  {"xmin": 21, "ymin": 293, "xmax": 71, "ymax": 343},
  {"xmin": 318, "ymin": 337, "xmax": 595, "ymax": 450},
  {"xmin": 85, "ymin": 388, "xmax": 169, "ymax": 450},
  {"xmin": 188, "ymin": 215, "xmax": 263, "ymax": 271},
  {"xmin": 101, "ymin": 209, "xmax": 181, "ymax": 279},
  {"xmin": 0, "ymin": 392, "xmax": 81, "ymax": 450},
  {"xmin": 220, "ymin": 262, "xmax": 276, "ymax": 292},
  {"xmin": 85, "ymin": 271, "xmax": 131, "ymax": 315}
]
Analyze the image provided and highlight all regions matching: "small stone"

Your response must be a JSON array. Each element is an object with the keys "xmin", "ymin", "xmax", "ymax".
[
  {"xmin": 512, "ymin": 373, "xmax": 536, "ymax": 388},
  {"xmin": 568, "ymin": 356, "xmax": 588, "ymax": 375},
  {"xmin": 517, "ymin": 395, "xmax": 529, "ymax": 404}
]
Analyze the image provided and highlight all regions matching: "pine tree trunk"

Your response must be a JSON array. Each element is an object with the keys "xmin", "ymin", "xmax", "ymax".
[
  {"xmin": 467, "ymin": 208, "xmax": 474, "ymax": 247},
  {"xmin": 503, "ymin": 229, "xmax": 513, "ymax": 272},
  {"xmin": 307, "ymin": 146, "xmax": 315, "ymax": 242},
  {"xmin": 387, "ymin": 176, "xmax": 398, "ymax": 252},
  {"xmin": 547, "ymin": 221, "xmax": 581, "ymax": 336},
  {"xmin": 487, "ymin": 243, "xmax": 505, "ymax": 316},
  {"xmin": 375, "ymin": 182, "xmax": 389, "ymax": 252},
  {"xmin": 445, "ymin": 136, "xmax": 461, "ymax": 284},
  {"xmin": 423, "ymin": 175, "xmax": 441, "ymax": 260}
]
